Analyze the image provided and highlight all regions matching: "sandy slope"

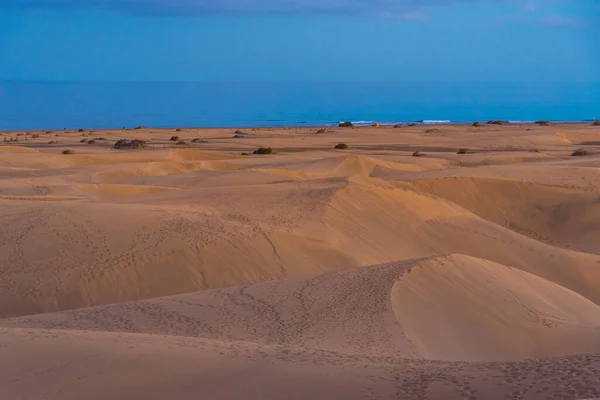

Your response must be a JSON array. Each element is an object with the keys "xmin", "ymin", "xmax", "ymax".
[{"xmin": 2, "ymin": 123, "xmax": 600, "ymax": 398}]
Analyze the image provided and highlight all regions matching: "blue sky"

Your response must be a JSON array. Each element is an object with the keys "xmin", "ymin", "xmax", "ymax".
[{"xmin": 0, "ymin": 0, "xmax": 598, "ymax": 82}]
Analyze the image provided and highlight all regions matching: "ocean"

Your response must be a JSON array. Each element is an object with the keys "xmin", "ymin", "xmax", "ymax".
[{"xmin": 1, "ymin": 81, "xmax": 598, "ymax": 130}]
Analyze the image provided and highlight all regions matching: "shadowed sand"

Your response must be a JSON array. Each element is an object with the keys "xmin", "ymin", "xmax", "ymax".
[{"xmin": 2, "ymin": 123, "xmax": 600, "ymax": 399}]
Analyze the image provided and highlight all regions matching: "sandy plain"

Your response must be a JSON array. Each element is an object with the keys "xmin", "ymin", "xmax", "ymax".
[{"xmin": 1, "ymin": 123, "xmax": 600, "ymax": 399}]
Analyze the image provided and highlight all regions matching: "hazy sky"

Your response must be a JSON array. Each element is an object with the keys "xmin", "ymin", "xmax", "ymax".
[{"xmin": 0, "ymin": 0, "xmax": 598, "ymax": 82}]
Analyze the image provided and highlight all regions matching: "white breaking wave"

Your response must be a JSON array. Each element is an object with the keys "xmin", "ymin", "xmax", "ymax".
[{"xmin": 420, "ymin": 120, "xmax": 452, "ymax": 125}]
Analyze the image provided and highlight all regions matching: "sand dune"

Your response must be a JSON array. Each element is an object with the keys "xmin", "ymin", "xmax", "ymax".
[
  {"xmin": 4, "ymin": 254, "xmax": 600, "ymax": 363},
  {"xmin": 2, "ymin": 124, "xmax": 600, "ymax": 398}
]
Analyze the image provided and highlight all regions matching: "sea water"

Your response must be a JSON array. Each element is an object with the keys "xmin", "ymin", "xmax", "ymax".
[{"xmin": 1, "ymin": 81, "xmax": 598, "ymax": 130}]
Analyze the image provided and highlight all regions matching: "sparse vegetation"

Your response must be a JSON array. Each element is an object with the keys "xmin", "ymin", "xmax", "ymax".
[
  {"xmin": 486, "ymin": 120, "xmax": 506, "ymax": 125},
  {"xmin": 316, "ymin": 128, "xmax": 327, "ymax": 134},
  {"xmin": 425, "ymin": 128, "xmax": 443, "ymax": 134},
  {"xmin": 393, "ymin": 124, "xmax": 403, "ymax": 128},
  {"xmin": 241, "ymin": 152, "xmax": 250, "ymax": 156},
  {"xmin": 77, "ymin": 129, "xmax": 85, "ymax": 132},
  {"xmin": 457, "ymin": 148, "xmax": 469, "ymax": 154},
  {"xmin": 48, "ymin": 140, "xmax": 59, "ymax": 144},
  {"xmin": 472, "ymin": 122, "xmax": 484, "ymax": 127},
  {"xmin": 334, "ymin": 143, "xmax": 349, "ymax": 150},
  {"xmin": 170, "ymin": 136, "xmax": 180, "ymax": 141},
  {"xmin": 338, "ymin": 121, "xmax": 353, "ymax": 128},
  {"xmin": 407, "ymin": 123, "xmax": 417, "ymax": 127},
  {"xmin": 113, "ymin": 139, "xmax": 146, "ymax": 149},
  {"xmin": 87, "ymin": 140, "xmax": 96, "ymax": 144},
  {"xmin": 94, "ymin": 137, "xmax": 108, "ymax": 141},
  {"xmin": 62, "ymin": 149, "xmax": 74, "ymax": 154},
  {"xmin": 253, "ymin": 147, "xmax": 273, "ymax": 155},
  {"xmin": 134, "ymin": 126, "xmax": 146, "ymax": 130},
  {"xmin": 593, "ymin": 121, "xmax": 600, "ymax": 126},
  {"xmin": 535, "ymin": 120, "xmax": 550, "ymax": 126},
  {"xmin": 80, "ymin": 139, "xmax": 88, "ymax": 143},
  {"xmin": 528, "ymin": 148, "xmax": 540, "ymax": 153},
  {"xmin": 234, "ymin": 129, "xmax": 249, "ymax": 136},
  {"xmin": 175, "ymin": 128, "xmax": 182, "ymax": 132},
  {"xmin": 31, "ymin": 133, "xmax": 40, "ymax": 139},
  {"xmin": 191, "ymin": 138, "xmax": 205, "ymax": 143},
  {"xmin": 572, "ymin": 149, "xmax": 589, "ymax": 157},
  {"xmin": 412, "ymin": 151, "xmax": 422, "ymax": 157},
  {"xmin": 176, "ymin": 140, "xmax": 187, "ymax": 146}
]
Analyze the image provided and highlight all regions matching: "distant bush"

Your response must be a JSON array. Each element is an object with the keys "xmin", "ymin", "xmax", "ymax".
[
  {"xmin": 134, "ymin": 126, "xmax": 146, "ymax": 130},
  {"xmin": 94, "ymin": 137, "xmax": 108, "ymax": 141},
  {"xmin": 457, "ymin": 148, "xmax": 469, "ymax": 154},
  {"xmin": 176, "ymin": 140, "xmax": 187, "ymax": 146},
  {"xmin": 407, "ymin": 123, "xmax": 417, "ymax": 127},
  {"xmin": 393, "ymin": 124, "xmax": 403, "ymax": 128},
  {"xmin": 31, "ymin": 133, "xmax": 40, "ymax": 139},
  {"xmin": 593, "ymin": 121, "xmax": 600, "ymax": 126},
  {"xmin": 253, "ymin": 147, "xmax": 273, "ymax": 155},
  {"xmin": 486, "ymin": 120, "xmax": 506, "ymax": 125},
  {"xmin": 572, "ymin": 149, "xmax": 589, "ymax": 157},
  {"xmin": 334, "ymin": 143, "xmax": 348, "ymax": 150},
  {"xmin": 528, "ymin": 148, "xmax": 540, "ymax": 153},
  {"xmin": 16, "ymin": 133, "xmax": 24, "ymax": 136},
  {"xmin": 175, "ymin": 128, "xmax": 182, "ymax": 132},
  {"xmin": 113, "ymin": 139, "xmax": 146, "ymax": 149},
  {"xmin": 170, "ymin": 136, "xmax": 179, "ymax": 141},
  {"xmin": 234, "ymin": 129, "xmax": 249, "ymax": 136},
  {"xmin": 535, "ymin": 120, "xmax": 550, "ymax": 126},
  {"xmin": 62, "ymin": 149, "xmax": 73, "ymax": 154},
  {"xmin": 191, "ymin": 138, "xmax": 205, "ymax": 143},
  {"xmin": 338, "ymin": 121, "xmax": 353, "ymax": 128},
  {"xmin": 316, "ymin": 128, "xmax": 327, "ymax": 134},
  {"xmin": 77, "ymin": 129, "xmax": 85, "ymax": 132},
  {"xmin": 80, "ymin": 139, "xmax": 88, "ymax": 143},
  {"xmin": 241, "ymin": 152, "xmax": 250, "ymax": 156},
  {"xmin": 412, "ymin": 151, "xmax": 422, "ymax": 157},
  {"xmin": 48, "ymin": 140, "xmax": 59, "ymax": 144},
  {"xmin": 87, "ymin": 140, "xmax": 96, "ymax": 144},
  {"xmin": 472, "ymin": 122, "xmax": 484, "ymax": 127}
]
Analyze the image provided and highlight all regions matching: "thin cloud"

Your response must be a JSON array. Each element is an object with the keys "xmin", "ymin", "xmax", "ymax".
[
  {"xmin": 539, "ymin": 15, "xmax": 585, "ymax": 27},
  {"xmin": 0, "ymin": 0, "xmax": 577, "ymax": 16}
]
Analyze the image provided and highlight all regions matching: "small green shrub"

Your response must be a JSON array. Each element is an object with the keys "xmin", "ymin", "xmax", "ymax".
[
  {"xmin": 334, "ymin": 143, "xmax": 348, "ymax": 150},
  {"xmin": 113, "ymin": 139, "xmax": 146, "ymax": 149},
  {"xmin": 253, "ymin": 147, "xmax": 273, "ymax": 155},
  {"xmin": 572, "ymin": 149, "xmax": 589, "ymax": 156}
]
